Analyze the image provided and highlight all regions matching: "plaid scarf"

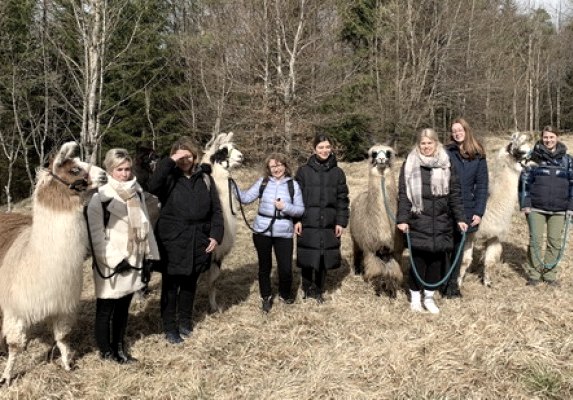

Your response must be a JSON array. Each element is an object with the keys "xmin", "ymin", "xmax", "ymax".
[
  {"xmin": 404, "ymin": 146, "xmax": 451, "ymax": 214},
  {"xmin": 108, "ymin": 177, "xmax": 150, "ymax": 258}
]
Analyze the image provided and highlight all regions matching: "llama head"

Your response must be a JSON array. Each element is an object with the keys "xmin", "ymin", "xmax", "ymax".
[
  {"xmin": 367, "ymin": 144, "xmax": 396, "ymax": 176},
  {"xmin": 135, "ymin": 142, "xmax": 159, "ymax": 174},
  {"xmin": 204, "ymin": 132, "xmax": 244, "ymax": 169},
  {"xmin": 49, "ymin": 142, "xmax": 107, "ymax": 192},
  {"xmin": 505, "ymin": 131, "xmax": 535, "ymax": 171}
]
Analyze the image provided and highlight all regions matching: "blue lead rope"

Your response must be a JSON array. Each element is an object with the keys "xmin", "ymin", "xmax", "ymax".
[{"xmin": 380, "ymin": 177, "xmax": 467, "ymax": 288}]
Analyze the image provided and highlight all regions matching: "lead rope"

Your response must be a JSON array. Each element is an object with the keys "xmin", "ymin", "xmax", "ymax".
[
  {"xmin": 381, "ymin": 176, "xmax": 466, "ymax": 288},
  {"xmin": 228, "ymin": 177, "xmax": 278, "ymax": 234}
]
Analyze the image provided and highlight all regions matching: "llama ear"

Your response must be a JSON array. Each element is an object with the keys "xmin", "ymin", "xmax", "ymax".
[
  {"xmin": 53, "ymin": 142, "xmax": 78, "ymax": 169},
  {"xmin": 225, "ymin": 131, "xmax": 234, "ymax": 143}
]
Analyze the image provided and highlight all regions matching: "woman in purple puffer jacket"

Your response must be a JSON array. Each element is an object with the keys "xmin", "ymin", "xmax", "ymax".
[{"xmin": 234, "ymin": 153, "xmax": 304, "ymax": 312}]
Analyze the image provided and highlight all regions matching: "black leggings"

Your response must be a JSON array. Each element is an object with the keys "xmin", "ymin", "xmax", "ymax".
[
  {"xmin": 252, "ymin": 234, "xmax": 294, "ymax": 299},
  {"xmin": 161, "ymin": 272, "xmax": 200, "ymax": 333},
  {"xmin": 408, "ymin": 249, "xmax": 448, "ymax": 291},
  {"xmin": 95, "ymin": 293, "xmax": 133, "ymax": 354}
]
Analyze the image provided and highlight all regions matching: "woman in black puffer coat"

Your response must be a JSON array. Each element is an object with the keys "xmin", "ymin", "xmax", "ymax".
[
  {"xmin": 149, "ymin": 137, "xmax": 224, "ymax": 344},
  {"xmin": 396, "ymin": 128, "xmax": 467, "ymax": 314},
  {"xmin": 294, "ymin": 134, "xmax": 349, "ymax": 303}
]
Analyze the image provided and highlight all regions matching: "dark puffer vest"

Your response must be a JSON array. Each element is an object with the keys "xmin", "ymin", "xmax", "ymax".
[
  {"xmin": 295, "ymin": 154, "xmax": 349, "ymax": 270},
  {"xmin": 397, "ymin": 163, "xmax": 465, "ymax": 253},
  {"xmin": 519, "ymin": 141, "xmax": 573, "ymax": 212}
]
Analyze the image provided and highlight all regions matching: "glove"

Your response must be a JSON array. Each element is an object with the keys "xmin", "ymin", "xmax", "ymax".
[{"xmin": 115, "ymin": 259, "xmax": 133, "ymax": 274}]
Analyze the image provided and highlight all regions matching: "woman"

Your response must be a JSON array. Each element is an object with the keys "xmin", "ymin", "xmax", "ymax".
[
  {"xmin": 442, "ymin": 118, "xmax": 488, "ymax": 298},
  {"xmin": 234, "ymin": 153, "xmax": 304, "ymax": 312},
  {"xmin": 86, "ymin": 148, "xmax": 160, "ymax": 363},
  {"xmin": 519, "ymin": 126, "xmax": 573, "ymax": 286},
  {"xmin": 294, "ymin": 133, "xmax": 349, "ymax": 304},
  {"xmin": 148, "ymin": 137, "xmax": 224, "ymax": 344},
  {"xmin": 396, "ymin": 129, "xmax": 467, "ymax": 314}
]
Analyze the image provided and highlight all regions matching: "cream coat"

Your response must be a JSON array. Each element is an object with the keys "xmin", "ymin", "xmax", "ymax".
[{"xmin": 86, "ymin": 183, "xmax": 160, "ymax": 299}]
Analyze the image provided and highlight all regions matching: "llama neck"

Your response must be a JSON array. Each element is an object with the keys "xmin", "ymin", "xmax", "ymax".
[{"xmin": 34, "ymin": 179, "xmax": 84, "ymax": 212}]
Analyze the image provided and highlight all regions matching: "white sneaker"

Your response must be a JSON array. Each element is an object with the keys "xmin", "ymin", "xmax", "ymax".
[
  {"xmin": 423, "ymin": 296, "xmax": 440, "ymax": 314},
  {"xmin": 409, "ymin": 290, "xmax": 423, "ymax": 312}
]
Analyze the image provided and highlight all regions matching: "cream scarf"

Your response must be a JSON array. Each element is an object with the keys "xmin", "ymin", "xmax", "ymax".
[
  {"xmin": 108, "ymin": 177, "xmax": 150, "ymax": 258},
  {"xmin": 404, "ymin": 146, "xmax": 451, "ymax": 214}
]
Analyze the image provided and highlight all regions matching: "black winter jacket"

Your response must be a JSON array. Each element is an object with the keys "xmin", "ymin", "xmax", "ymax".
[
  {"xmin": 397, "ymin": 163, "xmax": 466, "ymax": 253},
  {"xmin": 519, "ymin": 141, "xmax": 573, "ymax": 213},
  {"xmin": 148, "ymin": 157, "xmax": 224, "ymax": 275},
  {"xmin": 295, "ymin": 154, "xmax": 349, "ymax": 270},
  {"xmin": 446, "ymin": 143, "xmax": 489, "ymax": 233}
]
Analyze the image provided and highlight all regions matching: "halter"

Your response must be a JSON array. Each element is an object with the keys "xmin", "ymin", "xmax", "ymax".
[{"xmin": 48, "ymin": 169, "xmax": 89, "ymax": 192}]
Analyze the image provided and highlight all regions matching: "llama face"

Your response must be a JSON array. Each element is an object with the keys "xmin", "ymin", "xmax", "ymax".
[
  {"xmin": 368, "ymin": 144, "xmax": 395, "ymax": 173},
  {"xmin": 506, "ymin": 132, "xmax": 535, "ymax": 169},
  {"xmin": 210, "ymin": 143, "xmax": 244, "ymax": 169},
  {"xmin": 50, "ymin": 142, "xmax": 107, "ymax": 192}
]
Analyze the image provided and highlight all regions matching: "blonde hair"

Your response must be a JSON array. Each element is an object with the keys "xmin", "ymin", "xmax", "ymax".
[{"xmin": 103, "ymin": 148, "xmax": 132, "ymax": 173}]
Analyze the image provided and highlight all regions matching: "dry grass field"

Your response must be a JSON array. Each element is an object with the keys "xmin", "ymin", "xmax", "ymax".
[{"xmin": 2, "ymin": 135, "xmax": 573, "ymax": 399}]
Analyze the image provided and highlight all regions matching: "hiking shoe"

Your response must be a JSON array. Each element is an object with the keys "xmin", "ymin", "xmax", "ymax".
[
  {"xmin": 279, "ymin": 296, "xmax": 295, "ymax": 305},
  {"xmin": 315, "ymin": 293, "xmax": 325, "ymax": 304},
  {"xmin": 423, "ymin": 297, "xmax": 440, "ymax": 314},
  {"xmin": 261, "ymin": 296, "xmax": 273, "ymax": 313},
  {"xmin": 526, "ymin": 279, "xmax": 541, "ymax": 286},
  {"xmin": 179, "ymin": 325, "xmax": 193, "ymax": 338},
  {"xmin": 165, "ymin": 331, "xmax": 183, "ymax": 344}
]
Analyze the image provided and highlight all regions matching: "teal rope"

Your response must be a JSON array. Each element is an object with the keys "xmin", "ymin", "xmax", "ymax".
[{"xmin": 380, "ymin": 177, "xmax": 466, "ymax": 288}]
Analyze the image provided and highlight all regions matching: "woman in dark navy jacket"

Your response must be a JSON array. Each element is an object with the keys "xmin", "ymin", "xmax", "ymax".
[
  {"xmin": 442, "ymin": 118, "xmax": 488, "ymax": 298},
  {"xmin": 519, "ymin": 126, "xmax": 573, "ymax": 286}
]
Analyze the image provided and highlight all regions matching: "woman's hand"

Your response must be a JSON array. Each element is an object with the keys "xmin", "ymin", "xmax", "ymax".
[
  {"xmin": 171, "ymin": 150, "xmax": 191, "ymax": 162},
  {"xmin": 275, "ymin": 198, "xmax": 285, "ymax": 211},
  {"xmin": 521, "ymin": 207, "xmax": 531, "ymax": 215},
  {"xmin": 206, "ymin": 238, "xmax": 218, "ymax": 253},
  {"xmin": 397, "ymin": 223, "xmax": 409, "ymax": 233},
  {"xmin": 471, "ymin": 215, "xmax": 482, "ymax": 227},
  {"xmin": 335, "ymin": 225, "xmax": 344, "ymax": 238},
  {"xmin": 458, "ymin": 222, "xmax": 468, "ymax": 232},
  {"xmin": 294, "ymin": 222, "xmax": 302, "ymax": 236}
]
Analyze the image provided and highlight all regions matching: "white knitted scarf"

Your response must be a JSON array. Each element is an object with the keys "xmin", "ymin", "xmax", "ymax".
[{"xmin": 404, "ymin": 146, "xmax": 451, "ymax": 214}]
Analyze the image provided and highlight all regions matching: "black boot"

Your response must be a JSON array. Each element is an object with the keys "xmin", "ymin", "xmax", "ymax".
[{"xmin": 114, "ymin": 342, "xmax": 138, "ymax": 364}]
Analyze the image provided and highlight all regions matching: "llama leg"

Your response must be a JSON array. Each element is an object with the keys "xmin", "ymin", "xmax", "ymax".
[
  {"xmin": 457, "ymin": 234, "xmax": 475, "ymax": 287},
  {"xmin": 483, "ymin": 239, "xmax": 502, "ymax": 287},
  {"xmin": 208, "ymin": 261, "xmax": 221, "ymax": 313},
  {"xmin": 352, "ymin": 241, "xmax": 364, "ymax": 275},
  {"xmin": 1, "ymin": 315, "xmax": 26, "ymax": 385},
  {"xmin": 52, "ymin": 315, "xmax": 74, "ymax": 371}
]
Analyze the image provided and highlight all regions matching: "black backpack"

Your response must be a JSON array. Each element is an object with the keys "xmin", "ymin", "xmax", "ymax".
[{"xmin": 258, "ymin": 177, "xmax": 295, "ymax": 203}]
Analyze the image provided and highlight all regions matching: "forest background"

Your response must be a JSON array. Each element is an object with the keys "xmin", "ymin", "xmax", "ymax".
[{"xmin": 1, "ymin": 0, "xmax": 573, "ymax": 208}]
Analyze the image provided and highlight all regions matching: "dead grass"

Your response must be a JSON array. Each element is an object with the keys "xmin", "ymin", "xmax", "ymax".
[{"xmin": 2, "ymin": 135, "xmax": 573, "ymax": 399}]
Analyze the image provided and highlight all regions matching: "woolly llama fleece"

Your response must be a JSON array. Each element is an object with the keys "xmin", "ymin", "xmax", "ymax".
[{"xmin": 0, "ymin": 142, "xmax": 106, "ymax": 385}]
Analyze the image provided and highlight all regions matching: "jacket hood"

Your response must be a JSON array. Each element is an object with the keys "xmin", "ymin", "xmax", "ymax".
[{"xmin": 532, "ymin": 140, "xmax": 568, "ymax": 164}]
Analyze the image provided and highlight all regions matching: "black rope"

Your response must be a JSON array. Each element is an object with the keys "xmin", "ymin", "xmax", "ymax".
[{"xmin": 228, "ymin": 177, "xmax": 277, "ymax": 235}]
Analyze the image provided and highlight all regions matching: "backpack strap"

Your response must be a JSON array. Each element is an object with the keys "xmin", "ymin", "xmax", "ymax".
[{"xmin": 258, "ymin": 176, "xmax": 295, "ymax": 202}]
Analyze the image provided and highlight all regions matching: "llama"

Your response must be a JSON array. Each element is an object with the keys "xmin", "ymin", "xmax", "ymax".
[
  {"xmin": 349, "ymin": 144, "xmax": 404, "ymax": 297},
  {"xmin": 457, "ymin": 131, "xmax": 535, "ymax": 287},
  {"xmin": 200, "ymin": 132, "xmax": 244, "ymax": 312},
  {"xmin": 0, "ymin": 142, "xmax": 106, "ymax": 385}
]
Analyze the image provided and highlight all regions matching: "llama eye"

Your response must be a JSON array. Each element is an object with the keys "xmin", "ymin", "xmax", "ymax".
[
  {"xmin": 70, "ymin": 167, "xmax": 81, "ymax": 176},
  {"xmin": 385, "ymin": 150, "xmax": 392, "ymax": 158}
]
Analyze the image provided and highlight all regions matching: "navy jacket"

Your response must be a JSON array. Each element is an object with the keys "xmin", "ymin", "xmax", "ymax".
[
  {"xmin": 446, "ymin": 143, "xmax": 489, "ymax": 233},
  {"xmin": 519, "ymin": 141, "xmax": 573, "ymax": 213}
]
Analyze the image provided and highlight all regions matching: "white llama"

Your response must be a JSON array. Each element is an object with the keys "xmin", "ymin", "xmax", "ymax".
[
  {"xmin": 200, "ymin": 132, "xmax": 244, "ymax": 312},
  {"xmin": 349, "ymin": 144, "xmax": 404, "ymax": 297},
  {"xmin": 0, "ymin": 142, "xmax": 106, "ymax": 385},
  {"xmin": 458, "ymin": 131, "xmax": 535, "ymax": 287}
]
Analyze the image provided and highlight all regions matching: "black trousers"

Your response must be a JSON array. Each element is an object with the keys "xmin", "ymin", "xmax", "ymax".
[
  {"xmin": 252, "ymin": 234, "xmax": 294, "ymax": 299},
  {"xmin": 301, "ymin": 256, "xmax": 327, "ymax": 294},
  {"xmin": 408, "ymin": 249, "xmax": 448, "ymax": 291},
  {"xmin": 161, "ymin": 271, "xmax": 200, "ymax": 333},
  {"xmin": 443, "ymin": 229, "xmax": 464, "ymax": 289},
  {"xmin": 95, "ymin": 293, "xmax": 133, "ymax": 354}
]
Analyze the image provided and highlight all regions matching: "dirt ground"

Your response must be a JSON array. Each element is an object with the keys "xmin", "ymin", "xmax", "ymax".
[{"xmin": 1, "ymin": 134, "xmax": 573, "ymax": 399}]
